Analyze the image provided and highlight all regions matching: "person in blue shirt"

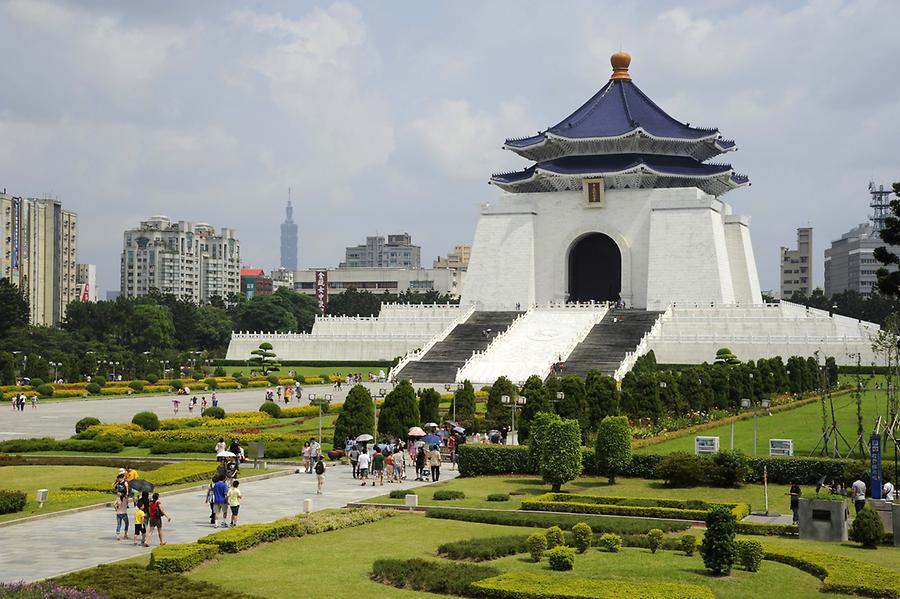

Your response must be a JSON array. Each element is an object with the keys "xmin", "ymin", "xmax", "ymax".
[{"xmin": 212, "ymin": 476, "xmax": 229, "ymax": 528}]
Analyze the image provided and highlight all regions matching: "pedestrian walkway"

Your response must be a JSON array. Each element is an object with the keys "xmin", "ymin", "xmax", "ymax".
[{"xmin": 0, "ymin": 462, "xmax": 457, "ymax": 583}]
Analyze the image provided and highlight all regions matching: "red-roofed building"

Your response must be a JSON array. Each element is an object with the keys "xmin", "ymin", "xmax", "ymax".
[{"xmin": 241, "ymin": 268, "xmax": 272, "ymax": 298}]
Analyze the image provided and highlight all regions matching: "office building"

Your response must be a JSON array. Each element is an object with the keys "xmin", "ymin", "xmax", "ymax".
[
  {"xmin": 76, "ymin": 263, "xmax": 98, "ymax": 302},
  {"xmin": 280, "ymin": 200, "xmax": 298, "ymax": 271},
  {"xmin": 120, "ymin": 215, "xmax": 240, "ymax": 303},
  {"xmin": 342, "ymin": 233, "xmax": 420, "ymax": 268},
  {"xmin": 0, "ymin": 192, "xmax": 79, "ymax": 325},
  {"xmin": 780, "ymin": 227, "xmax": 812, "ymax": 299},
  {"xmin": 433, "ymin": 244, "xmax": 471, "ymax": 270},
  {"xmin": 294, "ymin": 266, "xmax": 464, "ymax": 298},
  {"xmin": 824, "ymin": 222, "xmax": 898, "ymax": 297}
]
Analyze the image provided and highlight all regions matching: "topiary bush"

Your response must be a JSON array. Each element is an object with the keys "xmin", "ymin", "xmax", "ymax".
[
  {"xmin": 708, "ymin": 450, "xmax": 749, "ymax": 487},
  {"xmin": 132, "ymin": 411, "xmax": 160, "ymax": 431},
  {"xmin": 598, "ymin": 532, "xmax": 622, "ymax": 552},
  {"xmin": 85, "ymin": 382, "xmax": 101, "ymax": 394},
  {"xmin": 92, "ymin": 376, "xmax": 106, "ymax": 387},
  {"xmin": 646, "ymin": 528, "xmax": 665, "ymax": 554},
  {"xmin": 75, "ymin": 417, "xmax": 100, "ymax": 434},
  {"xmin": 595, "ymin": 415, "xmax": 632, "ymax": 484},
  {"xmin": 267, "ymin": 373, "xmax": 280, "ymax": 385},
  {"xmin": 128, "ymin": 380, "xmax": 145, "ymax": 393},
  {"xmin": 0, "ymin": 490, "xmax": 27, "ymax": 514},
  {"xmin": 204, "ymin": 378, "xmax": 218, "ymax": 390},
  {"xmin": 486, "ymin": 493, "xmax": 509, "ymax": 502},
  {"xmin": 658, "ymin": 452, "xmax": 705, "ymax": 487},
  {"xmin": 389, "ymin": 489, "xmax": 413, "ymax": 500},
  {"xmin": 526, "ymin": 532, "xmax": 547, "ymax": 562},
  {"xmin": 545, "ymin": 526, "xmax": 564, "ymax": 549},
  {"xmin": 679, "ymin": 534, "xmax": 698, "ymax": 556},
  {"xmin": 701, "ymin": 505, "xmax": 736, "ymax": 575},
  {"xmin": 371, "ymin": 558, "xmax": 498, "ymax": 596},
  {"xmin": 432, "ymin": 490, "xmax": 465, "ymax": 501},
  {"xmin": 540, "ymin": 417, "xmax": 582, "ymax": 492},
  {"xmin": 849, "ymin": 506, "xmax": 884, "ymax": 549},
  {"xmin": 36, "ymin": 383, "xmax": 54, "ymax": 397},
  {"xmin": 214, "ymin": 366, "xmax": 227, "ymax": 377},
  {"xmin": 571, "ymin": 522, "xmax": 592, "ymax": 553},
  {"xmin": 235, "ymin": 375, "xmax": 249, "ymax": 387},
  {"xmin": 735, "ymin": 539, "xmax": 763, "ymax": 572},
  {"xmin": 259, "ymin": 402, "xmax": 282, "ymax": 418},
  {"xmin": 202, "ymin": 406, "xmax": 225, "ymax": 419},
  {"xmin": 145, "ymin": 373, "xmax": 159, "ymax": 384},
  {"xmin": 437, "ymin": 535, "xmax": 527, "ymax": 561},
  {"xmin": 169, "ymin": 379, "xmax": 184, "ymax": 390},
  {"xmin": 546, "ymin": 545, "xmax": 576, "ymax": 571},
  {"xmin": 29, "ymin": 378, "xmax": 45, "ymax": 388}
]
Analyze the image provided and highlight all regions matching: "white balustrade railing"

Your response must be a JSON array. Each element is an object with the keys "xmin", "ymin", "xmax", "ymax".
[{"xmin": 613, "ymin": 306, "xmax": 671, "ymax": 380}]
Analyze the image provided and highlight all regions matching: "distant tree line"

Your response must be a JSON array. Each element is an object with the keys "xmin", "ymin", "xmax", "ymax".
[{"xmin": 325, "ymin": 288, "xmax": 458, "ymax": 317}]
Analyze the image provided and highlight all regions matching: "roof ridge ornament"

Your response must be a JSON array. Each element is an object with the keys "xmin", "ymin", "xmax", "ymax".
[{"xmin": 610, "ymin": 51, "xmax": 631, "ymax": 81}]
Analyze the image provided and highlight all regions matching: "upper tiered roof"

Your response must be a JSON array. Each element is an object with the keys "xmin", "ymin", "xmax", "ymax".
[{"xmin": 492, "ymin": 52, "xmax": 748, "ymax": 196}]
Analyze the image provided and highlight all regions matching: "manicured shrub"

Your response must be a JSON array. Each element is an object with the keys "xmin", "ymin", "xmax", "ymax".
[
  {"xmin": 701, "ymin": 505, "xmax": 736, "ymax": 575},
  {"xmin": 540, "ymin": 417, "xmax": 582, "ymax": 492},
  {"xmin": 202, "ymin": 406, "xmax": 225, "ymax": 419},
  {"xmin": 418, "ymin": 387, "xmax": 441, "ymax": 425},
  {"xmin": 204, "ymin": 378, "xmax": 218, "ymax": 390},
  {"xmin": 658, "ymin": 452, "xmax": 705, "ymax": 487},
  {"xmin": 545, "ymin": 526, "xmax": 564, "ymax": 549},
  {"xmin": 332, "ymin": 385, "xmax": 374, "ymax": 448},
  {"xmin": 258, "ymin": 402, "xmax": 282, "ymax": 418},
  {"xmin": 75, "ymin": 417, "xmax": 100, "ymax": 434},
  {"xmin": 734, "ymin": 521, "xmax": 798, "ymax": 536},
  {"xmin": 214, "ymin": 366, "xmax": 227, "ymax": 377},
  {"xmin": 546, "ymin": 545, "xmax": 576, "ymax": 571},
  {"xmin": 424, "ymin": 507, "xmax": 689, "ymax": 534},
  {"xmin": 145, "ymin": 373, "xmax": 159, "ymax": 384},
  {"xmin": 432, "ymin": 489, "xmax": 465, "ymax": 501},
  {"xmin": 486, "ymin": 493, "xmax": 509, "ymax": 502},
  {"xmin": 849, "ymin": 505, "xmax": 884, "ymax": 548},
  {"xmin": 36, "ymin": 383, "xmax": 54, "ymax": 397},
  {"xmin": 389, "ymin": 489, "xmax": 412, "ymax": 500},
  {"xmin": 0, "ymin": 490, "xmax": 27, "ymax": 514},
  {"xmin": 647, "ymin": 528, "xmax": 665, "ymax": 554},
  {"xmin": 708, "ymin": 450, "xmax": 749, "ymax": 487},
  {"xmin": 679, "ymin": 534, "xmax": 698, "ymax": 556},
  {"xmin": 235, "ymin": 375, "xmax": 249, "ymax": 386},
  {"xmin": 571, "ymin": 522, "xmax": 592, "ymax": 553},
  {"xmin": 458, "ymin": 444, "xmax": 530, "ymax": 477},
  {"xmin": 128, "ymin": 380, "xmax": 145, "ymax": 392},
  {"xmin": 526, "ymin": 532, "xmax": 547, "ymax": 562},
  {"xmin": 735, "ymin": 539, "xmax": 763, "ymax": 572},
  {"xmin": 29, "ymin": 378, "xmax": 45, "ymax": 388},
  {"xmin": 520, "ymin": 492, "xmax": 747, "ymax": 522},
  {"xmin": 92, "ymin": 376, "xmax": 107, "ymax": 387},
  {"xmin": 377, "ymin": 380, "xmax": 419, "ymax": 439},
  {"xmin": 198, "ymin": 519, "xmax": 300, "ymax": 553},
  {"xmin": 437, "ymin": 535, "xmax": 527, "ymax": 561},
  {"xmin": 598, "ymin": 532, "xmax": 623, "ymax": 552},
  {"xmin": 149, "ymin": 543, "xmax": 219, "ymax": 573},
  {"xmin": 595, "ymin": 415, "xmax": 632, "ymax": 484},
  {"xmin": 132, "ymin": 411, "xmax": 160, "ymax": 431},
  {"xmin": 170, "ymin": 379, "xmax": 184, "ymax": 390},
  {"xmin": 53, "ymin": 564, "xmax": 251, "ymax": 599},
  {"xmin": 266, "ymin": 373, "xmax": 280, "ymax": 385},
  {"xmin": 763, "ymin": 546, "xmax": 900, "ymax": 597},
  {"xmin": 470, "ymin": 572, "xmax": 715, "ymax": 599},
  {"xmin": 371, "ymin": 558, "xmax": 498, "ymax": 595},
  {"xmin": 85, "ymin": 382, "xmax": 101, "ymax": 394}
]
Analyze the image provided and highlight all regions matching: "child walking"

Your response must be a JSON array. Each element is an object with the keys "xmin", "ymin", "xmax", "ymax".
[
  {"xmin": 227, "ymin": 480, "xmax": 242, "ymax": 527},
  {"xmin": 133, "ymin": 503, "xmax": 147, "ymax": 546},
  {"xmin": 147, "ymin": 493, "xmax": 171, "ymax": 546}
]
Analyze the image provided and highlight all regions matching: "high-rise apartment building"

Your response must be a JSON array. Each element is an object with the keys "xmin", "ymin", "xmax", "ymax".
[
  {"xmin": 433, "ymin": 244, "xmax": 471, "ymax": 270},
  {"xmin": 0, "ymin": 192, "xmax": 78, "ymax": 325},
  {"xmin": 280, "ymin": 200, "xmax": 298, "ymax": 271},
  {"xmin": 120, "ymin": 215, "xmax": 240, "ymax": 303},
  {"xmin": 780, "ymin": 227, "xmax": 812, "ymax": 299},
  {"xmin": 342, "ymin": 233, "xmax": 420, "ymax": 268}
]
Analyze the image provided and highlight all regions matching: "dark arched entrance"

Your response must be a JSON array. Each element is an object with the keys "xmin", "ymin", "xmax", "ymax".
[{"xmin": 568, "ymin": 233, "xmax": 621, "ymax": 302}]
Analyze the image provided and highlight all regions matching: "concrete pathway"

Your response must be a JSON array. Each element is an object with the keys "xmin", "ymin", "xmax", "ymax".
[
  {"xmin": 743, "ymin": 513, "xmax": 794, "ymax": 525},
  {"xmin": 0, "ymin": 383, "xmax": 394, "ymax": 441},
  {"xmin": 0, "ymin": 462, "xmax": 457, "ymax": 583}
]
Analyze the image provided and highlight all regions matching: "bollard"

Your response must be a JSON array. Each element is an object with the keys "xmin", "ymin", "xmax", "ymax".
[
  {"xmin": 303, "ymin": 498, "xmax": 312, "ymax": 513},
  {"xmin": 404, "ymin": 494, "xmax": 418, "ymax": 511},
  {"xmin": 36, "ymin": 489, "xmax": 49, "ymax": 508}
]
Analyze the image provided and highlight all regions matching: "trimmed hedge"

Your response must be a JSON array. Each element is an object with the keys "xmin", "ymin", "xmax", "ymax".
[
  {"xmin": 471, "ymin": 573, "xmax": 716, "ymax": 599},
  {"xmin": 0, "ymin": 437, "xmax": 124, "ymax": 454},
  {"xmin": 75, "ymin": 417, "xmax": 101, "ymax": 434},
  {"xmin": 458, "ymin": 444, "xmax": 530, "ymax": 476},
  {"xmin": 486, "ymin": 493, "xmax": 510, "ymax": 502},
  {"xmin": 735, "ymin": 521, "xmax": 798, "ymax": 536},
  {"xmin": 149, "ymin": 543, "xmax": 219, "ymax": 573},
  {"xmin": 546, "ymin": 545, "xmax": 576, "ymax": 570},
  {"xmin": 0, "ymin": 489, "xmax": 27, "ymax": 514},
  {"xmin": 432, "ymin": 489, "xmax": 465, "ymax": 501},
  {"xmin": 53, "ymin": 563, "xmax": 256, "ymax": 599},
  {"xmin": 437, "ymin": 535, "xmax": 527, "ymax": 561},
  {"xmin": 198, "ymin": 518, "xmax": 299, "ymax": 553},
  {"xmin": 371, "ymin": 558, "xmax": 498, "ymax": 595},
  {"xmin": 424, "ymin": 507, "xmax": 689, "ymax": 534},
  {"xmin": 62, "ymin": 461, "xmax": 216, "ymax": 492},
  {"xmin": 763, "ymin": 546, "xmax": 900, "ymax": 598},
  {"xmin": 520, "ymin": 493, "xmax": 749, "ymax": 522}
]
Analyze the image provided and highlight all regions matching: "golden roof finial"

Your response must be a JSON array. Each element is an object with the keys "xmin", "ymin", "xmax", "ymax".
[{"xmin": 610, "ymin": 51, "xmax": 631, "ymax": 81}]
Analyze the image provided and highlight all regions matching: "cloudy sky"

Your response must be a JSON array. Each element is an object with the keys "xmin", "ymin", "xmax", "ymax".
[{"xmin": 1, "ymin": 0, "xmax": 899, "ymax": 296}]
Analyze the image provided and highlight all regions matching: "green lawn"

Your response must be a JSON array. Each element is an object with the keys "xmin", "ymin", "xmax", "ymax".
[
  {"xmin": 640, "ymin": 389, "xmax": 896, "ymax": 458},
  {"xmin": 361, "ymin": 474, "xmax": 812, "ymax": 515}
]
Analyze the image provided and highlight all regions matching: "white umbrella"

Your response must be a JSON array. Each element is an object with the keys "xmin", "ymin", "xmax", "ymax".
[
  {"xmin": 216, "ymin": 450, "xmax": 236, "ymax": 458},
  {"xmin": 424, "ymin": 422, "xmax": 438, "ymax": 428},
  {"xmin": 355, "ymin": 433, "xmax": 374, "ymax": 442},
  {"xmin": 408, "ymin": 426, "xmax": 426, "ymax": 437}
]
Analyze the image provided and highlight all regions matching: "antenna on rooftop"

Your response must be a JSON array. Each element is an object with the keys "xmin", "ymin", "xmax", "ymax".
[{"xmin": 870, "ymin": 181, "xmax": 890, "ymax": 232}]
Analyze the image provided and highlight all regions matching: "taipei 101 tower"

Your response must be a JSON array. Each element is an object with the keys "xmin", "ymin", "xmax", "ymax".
[{"xmin": 280, "ymin": 193, "xmax": 298, "ymax": 271}]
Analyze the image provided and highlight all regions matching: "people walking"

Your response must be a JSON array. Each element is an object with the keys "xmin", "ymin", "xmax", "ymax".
[
  {"xmin": 415, "ymin": 446, "xmax": 426, "ymax": 481},
  {"xmin": 371, "ymin": 447, "xmax": 385, "ymax": 486},
  {"xmin": 884, "ymin": 479, "xmax": 896, "ymax": 502},
  {"xmin": 358, "ymin": 449, "xmax": 370, "ymax": 486},
  {"xmin": 211, "ymin": 475, "xmax": 229, "ymax": 527},
  {"xmin": 228, "ymin": 480, "xmax": 242, "ymax": 527},
  {"xmin": 303, "ymin": 442, "xmax": 312, "ymax": 474},
  {"xmin": 315, "ymin": 456, "xmax": 325, "ymax": 494},
  {"xmin": 785, "ymin": 481, "xmax": 801, "ymax": 525},
  {"xmin": 350, "ymin": 445, "xmax": 360, "ymax": 479},
  {"xmin": 428, "ymin": 445, "xmax": 442, "ymax": 482},
  {"xmin": 133, "ymin": 501, "xmax": 147, "ymax": 546},
  {"xmin": 852, "ymin": 476, "xmax": 867, "ymax": 515},
  {"xmin": 113, "ymin": 494, "xmax": 129, "ymax": 541},
  {"xmin": 147, "ymin": 493, "xmax": 171, "ymax": 545}
]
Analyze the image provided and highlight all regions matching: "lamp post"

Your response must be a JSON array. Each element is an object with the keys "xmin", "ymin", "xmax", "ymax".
[
  {"xmin": 501, "ymin": 394, "xmax": 527, "ymax": 445},
  {"xmin": 377, "ymin": 388, "xmax": 386, "ymax": 440},
  {"xmin": 309, "ymin": 393, "xmax": 332, "ymax": 448},
  {"xmin": 741, "ymin": 397, "xmax": 771, "ymax": 456},
  {"xmin": 551, "ymin": 391, "xmax": 564, "ymax": 411}
]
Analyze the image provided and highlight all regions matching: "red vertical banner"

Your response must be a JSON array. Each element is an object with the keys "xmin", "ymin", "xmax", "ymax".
[
  {"xmin": 315, "ymin": 270, "xmax": 328, "ymax": 314},
  {"xmin": 80, "ymin": 283, "xmax": 90, "ymax": 302}
]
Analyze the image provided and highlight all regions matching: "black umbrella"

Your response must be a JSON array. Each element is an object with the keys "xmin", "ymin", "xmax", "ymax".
[{"xmin": 129, "ymin": 479, "xmax": 155, "ymax": 494}]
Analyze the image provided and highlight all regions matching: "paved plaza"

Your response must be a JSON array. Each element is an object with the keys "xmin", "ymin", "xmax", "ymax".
[
  {"xmin": 0, "ymin": 383, "xmax": 390, "ymax": 441},
  {"xmin": 0, "ymin": 461, "xmax": 456, "ymax": 583}
]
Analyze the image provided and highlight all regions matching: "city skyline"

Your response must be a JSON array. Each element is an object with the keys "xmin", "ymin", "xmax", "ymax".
[{"xmin": 1, "ymin": 1, "xmax": 899, "ymax": 295}]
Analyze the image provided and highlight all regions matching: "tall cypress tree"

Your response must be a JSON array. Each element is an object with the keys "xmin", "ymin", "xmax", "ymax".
[
  {"xmin": 454, "ymin": 380, "xmax": 477, "ymax": 431},
  {"xmin": 418, "ymin": 387, "xmax": 441, "ymax": 424},
  {"xmin": 377, "ymin": 380, "xmax": 419, "ymax": 439},
  {"xmin": 332, "ymin": 385, "xmax": 374, "ymax": 446},
  {"xmin": 486, "ymin": 376, "xmax": 516, "ymax": 430}
]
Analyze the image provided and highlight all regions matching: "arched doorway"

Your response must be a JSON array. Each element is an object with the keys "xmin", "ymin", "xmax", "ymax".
[{"xmin": 568, "ymin": 233, "xmax": 622, "ymax": 302}]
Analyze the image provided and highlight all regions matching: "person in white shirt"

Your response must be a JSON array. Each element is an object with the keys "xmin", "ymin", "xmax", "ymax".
[
  {"xmin": 357, "ymin": 450, "xmax": 370, "ymax": 485},
  {"xmin": 851, "ymin": 477, "xmax": 867, "ymax": 515},
  {"xmin": 883, "ymin": 480, "xmax": 895, "ymax": 502}
]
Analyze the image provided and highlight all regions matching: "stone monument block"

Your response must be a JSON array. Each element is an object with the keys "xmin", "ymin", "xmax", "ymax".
[
  {"xmin": 866, "ymin": 499, "xmax": 893, "ymax": 533},
  {"xmin": 798, "ymin": 498, "xmax": 848, "ymax": 542},
  {"xmin": 893, "ymin": 503, "xmax": 900, "ymax": 548}
]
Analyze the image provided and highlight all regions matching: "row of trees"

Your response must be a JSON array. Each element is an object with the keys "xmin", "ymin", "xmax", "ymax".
[
  {"xmin": 324, "ymin": 288, "xmax": 458, "ymax": 318},
  {"xmin": 780, "ymin": 288, "xmax": 900, "ymax": 327}
]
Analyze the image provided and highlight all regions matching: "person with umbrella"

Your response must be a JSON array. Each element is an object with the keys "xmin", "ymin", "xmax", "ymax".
[{"xmin": 415, "ymin": 444, "xmax": 427, "ymax": 481}]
